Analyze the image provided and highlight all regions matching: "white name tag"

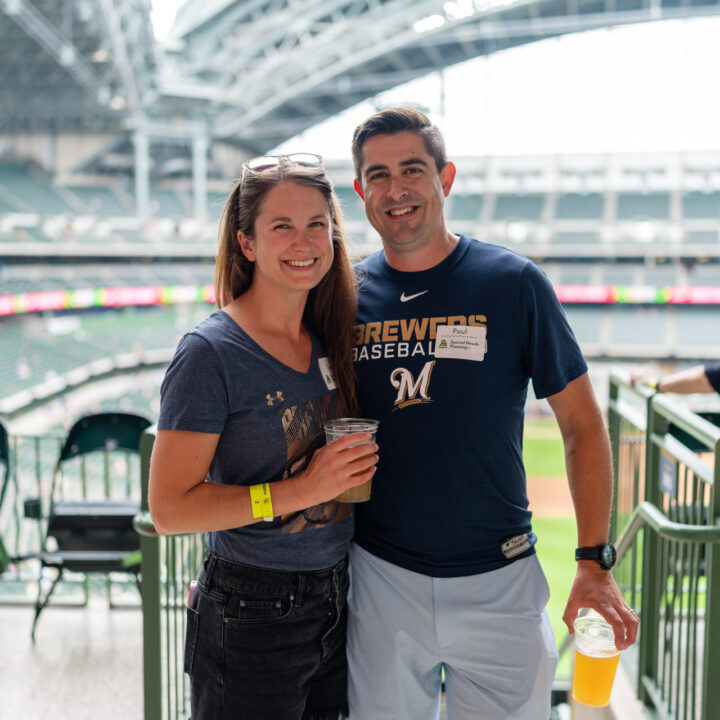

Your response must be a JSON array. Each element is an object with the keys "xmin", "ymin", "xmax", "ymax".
[
  {"xmin": 433, "ymin": 325, "xmax": 486, "ymax": 361},
  {"xmin": 318, "ymin": 357, "xmax": 336, "ymax": 390}
]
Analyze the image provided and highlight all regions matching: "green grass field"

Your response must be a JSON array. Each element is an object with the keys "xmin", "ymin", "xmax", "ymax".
[
  {"xmin": 523, "ymin": 418, "xmax": 567, "ymax": 477},
  {"xmin": 534, "ymin": 516, "xmax": 576, "ymax": 677},
  {"xmin": 523, "ymin": 419, "xmax": 576, "ymax": 678}
]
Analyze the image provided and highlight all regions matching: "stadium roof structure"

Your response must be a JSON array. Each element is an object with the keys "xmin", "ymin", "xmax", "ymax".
[
  {"xmin": 2, "ymin": 0, "xmax": 720, "ymax": 177},
  {"xmin": 0, "ymin": 0, "xmax": 157, "ymax": 132},
  {"xmin": 159, "ymin": 0, "xmax": 720, "ymax": 154}
]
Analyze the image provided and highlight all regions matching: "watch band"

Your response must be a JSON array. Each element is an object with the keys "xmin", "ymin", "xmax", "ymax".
[
  {"xmin": 575, "ymin": 546, "xmax": 601, "ymax": 561},
  {"xmin": 575, "ymin": 543, "xmax": 617, "ymax": 570}
]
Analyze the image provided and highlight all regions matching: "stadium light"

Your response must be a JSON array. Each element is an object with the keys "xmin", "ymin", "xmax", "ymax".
[
  {"xmin": 632, "ymin": 221, "xmax": 655, "ymax": 243},
  {"xmin": 445, "ymin": 0, "xmax": 476, "ymax": 19},
  {"xmin": 90, "ymin": 48, "xmax": 111, "ymax": 63},
  {"xmin": 59, "ymin": 44, "xmax": 75, "ymax": 66},
  {"xmin": 507, "ymin": 221, "xmax": 528, "ymax": 242},
  {"xmin": 413, "ymin": 15, "xmax": 446, "ymax": 33},
  {"xmin": 3, "ymin": 0, "xmax": 21, "ymax": 15},
  {"xmin": 110, "ymin": 95, "xmax": 127, "ymax": 110}
]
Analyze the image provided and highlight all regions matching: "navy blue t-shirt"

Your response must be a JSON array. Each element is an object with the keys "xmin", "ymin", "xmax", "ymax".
[
  {"xmin": 353, "ymin": 235, "xmax": 587, "ymax": 577},
  {"xmin": 705, "ymin": 362, "xmax": 720, "ymax": 393}
]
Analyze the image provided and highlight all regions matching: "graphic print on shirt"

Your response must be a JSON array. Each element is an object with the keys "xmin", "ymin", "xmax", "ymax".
[
  {"xmin": 391, "ymin": 361, "xmax": 435, "ymax": 410},
  {"xmin": 278, "ymin": 391, "xmax": 350, "ymax": 533},
  {"xmin": 354, "ymin": 313, "xmax": 487, "ymax": 412}
]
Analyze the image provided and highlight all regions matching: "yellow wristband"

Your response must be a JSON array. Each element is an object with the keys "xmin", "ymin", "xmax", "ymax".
[
  {"xmin": 249, "ymin": 483, "xmax": 274, "ymax": 522},
  {"xmin": 649, "ymin": 379, "xmax": 659, "ymax": 391}
]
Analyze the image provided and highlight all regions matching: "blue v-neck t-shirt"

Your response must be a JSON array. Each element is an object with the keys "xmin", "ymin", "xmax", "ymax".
[{"xmin": 158, "ymin": 310, "xmax": 353, "ymax": 571}]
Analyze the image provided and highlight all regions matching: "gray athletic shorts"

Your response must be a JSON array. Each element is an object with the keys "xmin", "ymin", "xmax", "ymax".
[{"xmin": 347, "ymin": 544, "xmax": 558, "ymax": 720}]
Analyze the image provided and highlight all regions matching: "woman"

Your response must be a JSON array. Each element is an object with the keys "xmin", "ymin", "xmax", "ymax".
[{"xmin": 149, "ymin": 154, "xmax": 378, "ymax": 720}]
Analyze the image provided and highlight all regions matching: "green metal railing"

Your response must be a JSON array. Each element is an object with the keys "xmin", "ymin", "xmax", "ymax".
[
  {"xmin": 608, "ymin": 370, "xmax": 720, "ymax": 720},
  {"xmin": 134, "ymin": 427, "xmax": 204, "ymax": 720},
  {"xmin": 0, "ymin": 434, "xmax": 64, "ymax": 585},
  {"xmin": 4, "ymin": 374, "xmax": 709, "ymax": 719},
  {"xmin": 0, "ymin": 432, "xmax": 142, "ymax": 604}
]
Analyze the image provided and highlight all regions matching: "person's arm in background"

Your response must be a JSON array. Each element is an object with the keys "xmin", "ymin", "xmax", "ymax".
[
  {"xmin": 700, "ymin": 362, "xmax": 720, "ymax": 394},
  {"xmin": 631, "ymin": 363, "xmax": 716, "ymax": 394},
  {"xmin": 546, "ymin": 373, "xmax": 639, "ymax": 650}
]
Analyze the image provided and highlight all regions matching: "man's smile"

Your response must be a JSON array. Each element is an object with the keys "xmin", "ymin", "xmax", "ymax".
[{"xmin": 386, "ymin": 205, "xmax": 419, "ymax": 217}]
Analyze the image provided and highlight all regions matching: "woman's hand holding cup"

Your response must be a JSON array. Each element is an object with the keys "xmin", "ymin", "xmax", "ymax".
[{"xmin": 297, "ymin": 429, "xmax": 379, "ymax": 506}]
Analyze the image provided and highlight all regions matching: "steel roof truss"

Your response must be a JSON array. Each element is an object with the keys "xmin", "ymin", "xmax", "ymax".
[{"xmin": 1, "ymin": 0, "xmax": 109, "ymax": 100}]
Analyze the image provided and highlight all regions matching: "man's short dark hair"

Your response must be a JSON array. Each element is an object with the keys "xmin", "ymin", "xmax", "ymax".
[{"xmin": 351, "ymin": 106, "xmax": 448, "ymax": 181}]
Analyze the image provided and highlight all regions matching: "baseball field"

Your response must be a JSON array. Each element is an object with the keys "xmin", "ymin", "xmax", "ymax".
[{"xmin": 524, "ymin": 417, "xmax": 578, "ymax": 678}]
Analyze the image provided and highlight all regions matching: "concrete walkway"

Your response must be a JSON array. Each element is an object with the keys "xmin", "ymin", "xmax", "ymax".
[{"xmin": 0, "ymin": 599, "xmax": 143, "ymax": 720}]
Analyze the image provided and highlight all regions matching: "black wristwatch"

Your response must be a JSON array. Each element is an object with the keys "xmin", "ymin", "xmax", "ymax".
[{"xmin": 575, "ymin": 543, "xmax": 617, "ymax": 570}]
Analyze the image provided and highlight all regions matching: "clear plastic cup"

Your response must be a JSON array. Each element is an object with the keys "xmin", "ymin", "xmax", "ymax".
[
  {"xmin": 572, "ymin": 615, "xmax": 621, "ymax": 708},
  {"xmin": 323, "ymin": 418, "xmax": 379, "ymax": 502}
]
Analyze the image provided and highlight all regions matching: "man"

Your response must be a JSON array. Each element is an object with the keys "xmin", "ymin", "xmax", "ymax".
[
  {"xmin": 632, "ymin": 362, "xmax": 720, "ymax": 394},
  {"xmin": 347, "ymin": 107, "xmax": 638, "ymax": 720}
]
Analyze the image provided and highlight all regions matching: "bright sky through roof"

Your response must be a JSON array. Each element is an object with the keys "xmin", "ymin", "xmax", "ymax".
[
  {"xmin": 275, "ymin": 17, "xmax": 720, "ymax": 159},
  {"xmin": 148, "ymin": 5, "xmax": 719, "ymax": 158},
  {"xmin": 151, "ymin": 0, "xmax": 181, "ymax": 42}
]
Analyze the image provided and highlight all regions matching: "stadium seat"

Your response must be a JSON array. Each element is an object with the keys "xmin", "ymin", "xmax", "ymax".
[
  {"xmin": 493, "ymin": 194, "xmax": 545, "ymax": 220},
  {"xmin": 27, "ymin": 412, "xmax": 151, "ymax": 641},
  {"xmin": 334, "ymin": 186, "xmax": 366, "ymax": 221},
  {"xmin": 450, "ymin": 194, "xmax": 484, "ymax": 221},
  {"xmin": 616, "ymin": 192, "xmax": 670, "ymax": 220},
  {"xmin": 556, "ymin": 193, "xmax": 605, "ymax": 219},
  {"xmin": 66, "ymin": 185, "xmax": 129, "ymax": 216},
  {"xmin": 558, "ymin": 267, "xmax": 593, "ymax": 284},
  {"xmin": 550, "ymin": 231, "xmax": 600, "ymax": 245},
  {"xmin": 687, "ymin": 265, "xmax": 720, "ymax": 285},
  {"xmin": 675, "ymin": 307, "xmax": 720, "ymax": 348},
  {"xmin": 684, "ymin": 230, "xmax": 720, "ymax": 246},
  {"xmin": 609, "ymin": 306, "xmax": 668, "ymax": 348},
  {"xmin": 643, "ymin": 265, "xmax": 678, "ymax": 285},
  {"xmin": 603, "ymin": 269, "xmax": 637, "ymax": 285},
  {"xmin": 148, "ymin": 187, "xmax": 188, "ymax": 218},
  {"xmin": 0, "ymin": 163, "xmax": 73, "ymax": 215},
  {"xmin": 564, "ymin": 306, "xmax": 605, "ymax": 346},
  {"xmin": 682, "ymin": 192, "xmax": 720, "ymax": 219}
]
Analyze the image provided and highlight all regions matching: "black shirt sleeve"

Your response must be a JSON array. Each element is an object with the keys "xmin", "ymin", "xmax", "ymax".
[{"xmin": 705, "ymin": 362, "xmax": 720, "ymax": 394}]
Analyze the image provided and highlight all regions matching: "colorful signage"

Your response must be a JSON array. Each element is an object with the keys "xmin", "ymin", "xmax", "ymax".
[{"xmin": 0, "ymin": 283, "xmax": 718, "ymax": 317}]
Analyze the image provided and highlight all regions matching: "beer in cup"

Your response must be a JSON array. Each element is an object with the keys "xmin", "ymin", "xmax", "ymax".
[
  {"xmin": 323, "ymin": 418, "xmax": 379, "ymax": 502},
  {"xmin": 572, "ymin": 615, "xmax": 621, "ymax": 708}
]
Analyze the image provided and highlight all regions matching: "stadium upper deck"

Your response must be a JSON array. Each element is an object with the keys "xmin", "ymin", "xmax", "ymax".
[
  {"xmin": 1, "ymin": 150, "xmax": 718, "ymax": 417},
  {"xmin": 1, "ymin": 151, "xmax": 719, "ymax": 260},
  {"xmin": 3, "ymin": 0, "xmax": 720, "ymax": 215}
]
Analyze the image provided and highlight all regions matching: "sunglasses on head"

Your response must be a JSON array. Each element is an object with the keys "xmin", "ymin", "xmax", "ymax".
[{"xmin": 241, "ymin": 153, "xmax": 323, "ymax": 178}]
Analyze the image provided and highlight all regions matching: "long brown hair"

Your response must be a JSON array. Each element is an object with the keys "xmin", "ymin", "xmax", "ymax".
[{"xmin": 215, "ymin": 162, "xmax": 358, "ymax": 415}]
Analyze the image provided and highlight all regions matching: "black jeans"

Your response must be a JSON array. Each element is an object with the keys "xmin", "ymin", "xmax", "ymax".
[{"xmin": 185, "ymin": 552, "xmax": 349, "ymax": 720}]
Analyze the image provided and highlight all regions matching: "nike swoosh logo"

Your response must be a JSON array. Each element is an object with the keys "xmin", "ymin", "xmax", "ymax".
[{"xmin": 400, "ymin": 291, "xmax": 429, "ymax": 302}]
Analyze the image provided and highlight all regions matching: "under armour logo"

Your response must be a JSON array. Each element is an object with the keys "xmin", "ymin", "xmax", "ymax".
[{"xmin": 266, "ymin": 391, "xmax": 284, "ymax": 406}]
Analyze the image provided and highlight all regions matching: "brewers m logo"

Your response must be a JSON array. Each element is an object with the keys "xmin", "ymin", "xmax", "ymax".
[{"xmin": 391, "ymin": 361, "xmax": 435, "ymax": 411}]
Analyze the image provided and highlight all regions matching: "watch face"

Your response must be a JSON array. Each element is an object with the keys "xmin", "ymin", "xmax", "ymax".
[{"xmin": 600, "ymin": 543, "xmax": 617, "ymax": 569}]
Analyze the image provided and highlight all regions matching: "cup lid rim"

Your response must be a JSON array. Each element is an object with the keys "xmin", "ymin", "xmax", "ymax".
[{"xmin": 573, "ymin": 616, "xmax": 618, "ymax": 648}]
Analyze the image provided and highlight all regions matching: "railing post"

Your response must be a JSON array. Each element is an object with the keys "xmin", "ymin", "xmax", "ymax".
[
  {"xmin": 638, "ymin": 392, "xmax": 666, "ymax": 705},
  {"xmin": 608, "ymin": 375, "xmax": 621, "ymax": 541},
  {"xmin": 139, "ymin": 428, "xmax": 162, "ymax": 720},
  {"xmin": 701, "ymin": 434, "xmax": 720, "ymax": 720}
]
